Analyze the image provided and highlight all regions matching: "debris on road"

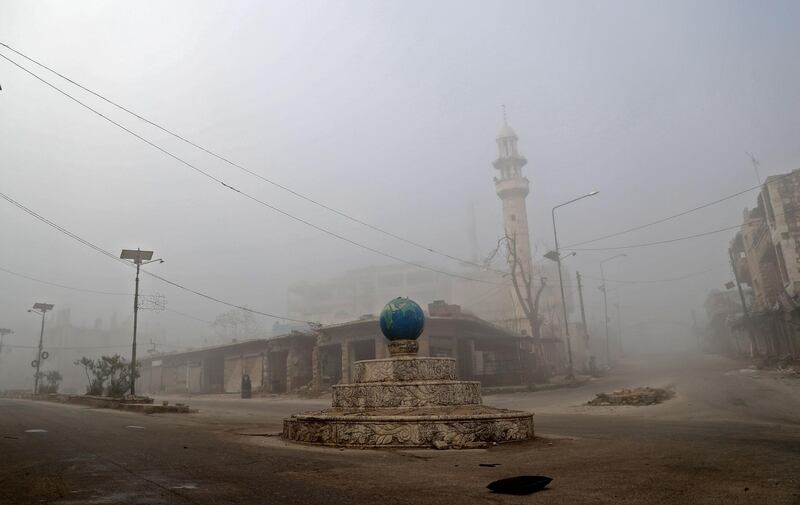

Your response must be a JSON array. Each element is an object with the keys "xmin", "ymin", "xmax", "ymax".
[
  {"xmin": 587, "ymin": 387, "xmax": 674, "ymax": 406},
  {"xmin": 776, "ymin": 358, "xmax": 800, "ymax": 377},
  {"xmin": 754, "ymin": 356, "xmax": 800, "ymax": 377},
  {"xmin": 487, "ymin": 475, "xmax": 552, "ymax": 495}
]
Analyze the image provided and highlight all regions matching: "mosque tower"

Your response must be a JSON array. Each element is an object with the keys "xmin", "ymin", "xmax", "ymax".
[{"xmin": 493, "ymin": 113, "xmax": 532, "ymax": 290}]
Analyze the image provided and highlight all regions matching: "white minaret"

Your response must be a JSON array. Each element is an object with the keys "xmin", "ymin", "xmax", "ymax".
[
  {"xmin": 493, "ymin": 114, "xmax": 532, "ymax": 283},
  {"xmin": 493, "ymin": 113, "xmax": 534, "ymax": 336}
]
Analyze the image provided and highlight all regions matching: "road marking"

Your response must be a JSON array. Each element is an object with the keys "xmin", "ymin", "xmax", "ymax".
[
  {"xmin": 169, "ymin": 483, "xmax": 198, "ymax": 489},
  {"xmin": 24, "ymin": 429, "xmax": 47, "ymax": 433},
  {"xmin": 125, "ymin": 425, "xmax": 145, "ymax": 429}
]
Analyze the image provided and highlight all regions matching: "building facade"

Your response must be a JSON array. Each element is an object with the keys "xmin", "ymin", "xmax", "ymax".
[
  {"xmin": 721, "ymin": 170, "xmax": 800, "ymax": 358},
  {"xmin": 137, "ymin": 302, "xmax": 540, "ymax": 395}
]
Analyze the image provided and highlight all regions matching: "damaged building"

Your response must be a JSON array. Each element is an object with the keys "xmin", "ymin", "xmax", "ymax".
[
  {"xmin": 715, "ymin": 169, "xmax": 800, "ymax": 358},
  {"xmin": 137, "ymin": 301, "xmax": 539, "ymax": 395}
]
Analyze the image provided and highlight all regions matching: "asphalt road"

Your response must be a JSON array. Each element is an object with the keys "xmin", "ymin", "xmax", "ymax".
[{"xmin": 1, "ymin": 353, "xmax": 799, "ymax": 504}]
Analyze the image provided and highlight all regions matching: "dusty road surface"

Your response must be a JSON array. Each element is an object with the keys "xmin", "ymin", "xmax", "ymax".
[{"xmin": 1, "ymin": 353, "xmax": 799, "ymax": 504}]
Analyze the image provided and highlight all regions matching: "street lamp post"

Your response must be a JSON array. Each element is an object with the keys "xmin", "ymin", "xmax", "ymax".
[
  {"xmin": 28, "ymin": 303, "xmax": 54, "ymax": 394},
  {"xmin": 600, "ymin": 254, "xmax": 627, "ymax": 364},
  {"xmin": 120, "ymin": 248, "xmax": 163, "ymax": 396},
  {"xmin": 551, "ymin": 190, "xmax": 599, "ymax": 381}
]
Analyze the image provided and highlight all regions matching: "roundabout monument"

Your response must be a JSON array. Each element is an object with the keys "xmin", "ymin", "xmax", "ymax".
[{"xmin": 282, "ymin": 297, "xmax": 534, "ymax": 449}]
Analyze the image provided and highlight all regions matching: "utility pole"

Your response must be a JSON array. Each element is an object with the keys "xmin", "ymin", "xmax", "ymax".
[
  {"xmin": 601, "ymin": 268, "xmax": 609, "ymax": 363},
  {"xmin": 0, "ymin": 328, "xmax": 12, "ymax": 354},
  {"xmin": 120, "ymin": 248, "xmax": 163, "ymax": 396},
  {"xmin": 600, "ymin": 254, "xmax": 627, "ymax": 365},
  {"xmin": 28, "ymin": 303, "xmax": 53, "ymax": 395},
  {"xmin": 615, "ymin": 292, "xmax": 624, "ymax": 356},
  {"xmin": 576, "ymin": 272, "xmax": 590, "ymax": 369},
  {"xmin": 551, "ymin": 190, "xmax": 599, "ymax": 381},
  {"xmin": 728, "ymin": 247, "xmax": 756, "ymax": 356}
]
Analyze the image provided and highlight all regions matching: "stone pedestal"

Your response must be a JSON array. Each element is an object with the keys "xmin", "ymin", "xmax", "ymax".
[{"xmin": 283, "ymin": 356, "xmax": 533, "ymax": 449}]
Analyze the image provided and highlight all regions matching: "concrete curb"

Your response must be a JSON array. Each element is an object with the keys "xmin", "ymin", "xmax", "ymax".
[{"xmin": 0, "ymin": 392, "xmax": 193, "ymax": 414}]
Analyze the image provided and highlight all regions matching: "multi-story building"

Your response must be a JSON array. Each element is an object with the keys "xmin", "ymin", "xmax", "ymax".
[
  {"xmin": 287, "ymin": 264, "xmax": 455, "ymax": 324},
  {"xmin": 728, "ymin": 169, "xmax": 800, "ymax": 358}
]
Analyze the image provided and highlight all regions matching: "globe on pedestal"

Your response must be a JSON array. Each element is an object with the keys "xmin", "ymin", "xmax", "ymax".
[{"xmin": 379, "ymin": 297, "xmax": 425, "ymax": 341}]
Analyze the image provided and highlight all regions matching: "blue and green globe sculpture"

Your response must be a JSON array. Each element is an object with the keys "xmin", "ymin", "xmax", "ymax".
[{"xmin": 380, "ymin": 298, "xmax": 425, "ymax": 355}]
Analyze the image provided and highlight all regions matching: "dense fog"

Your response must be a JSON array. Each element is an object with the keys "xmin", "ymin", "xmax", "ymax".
[{"xmin": 2, "ymin": 0, "xmax": 799, "ymax": 391}]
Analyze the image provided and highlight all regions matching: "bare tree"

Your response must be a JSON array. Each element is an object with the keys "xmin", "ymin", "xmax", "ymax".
[
  {"xmin": 484, "ymin": 232, "xmax": 553, "ymax": 383},
  {"xmin": 486, "ymin": 232, "xmax": 548, "ymax": 343},
  {"xmin": 211, "ymin": 308, "xmax": 264, "ymax": 342}
]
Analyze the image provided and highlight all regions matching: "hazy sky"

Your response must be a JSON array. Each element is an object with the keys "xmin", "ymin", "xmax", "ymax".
[{"xmin": 2, "ymin": 0, "xmax": 800, "ymax": 349}]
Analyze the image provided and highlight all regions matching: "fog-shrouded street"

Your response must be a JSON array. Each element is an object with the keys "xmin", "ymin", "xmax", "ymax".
[
  {"xmin": 4, "ymin": 3, "xmax": 800, "ymax": 504},
  {"xmin": 2, "ymin": 353, "xmax": 799, "ymax": 505}
]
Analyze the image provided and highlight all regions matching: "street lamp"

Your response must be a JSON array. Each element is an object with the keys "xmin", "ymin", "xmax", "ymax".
[
  {"xmin": 28, "ymin": 303, "xmax": 54, "ymax": 394},
  {"xmin": 600, "ymin": 253, "xmax": 627, "ymax": 364},
  {"xmin": 551, "ymin": 190, "xmax": 599, "ymax": 380},
  {"xmin": 120, "ymin": 248, "xmax": 163, "ymax": 396}
]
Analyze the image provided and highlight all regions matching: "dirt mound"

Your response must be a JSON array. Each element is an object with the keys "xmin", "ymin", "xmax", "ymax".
[{"xmin": 588, "ymin": 387, "xmax": 674, "ymax": 406}]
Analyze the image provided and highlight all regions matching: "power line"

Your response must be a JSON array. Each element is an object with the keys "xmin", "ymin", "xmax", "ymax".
[
  {"xmin": 0, "ymin": 265, "xmax": 131, "ymax": 296},
  {"xmin": 163, "ymin": 308, "xmax": 213, "ymax": 325},
  {"xmin": 3, "ymin": 343, "xmax": 129, "ymax": 350},
  {"xmin": 0, "ymin": 43, "xmax": 511, "ymax": 284},
  {"xmin": 563, "ymin": 189, "xmax": 756, "ymax": 248},
  {"xmin": 0, "ymin": 40, "xmax": 503, "ymax": 275},
  {"xmin": 582, "ymin": 267, "xmax": 716, "ymax": 285},
  {"xmin": 0, "ymin": 190, "xmax": 312, "ymax": 323},
  {"xmin": 4, "ymin": 42, "xmax": 797, "ymax": 285},
  {"xmin": 563, "ymin": 172, "xmax": 796, "ymax": 249},
  {"xmin": 3, "ymin": 342, "xmax": 183, "ymax": 351},
  {"xmin": 566, "ymin": 223, "xmax": 743, "ymax": 251},
  {"xmin": 567, "ymin": 203, "xmax": 800, "ymax": 252},
  {"xmin": 0, "ymin": 264, "xmax": 213, "ymax": 325}
]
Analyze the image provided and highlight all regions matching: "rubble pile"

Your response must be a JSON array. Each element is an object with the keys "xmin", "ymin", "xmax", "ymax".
[
  {"xmin": 775, "ymin": 357, "xmax": 800, "ymax": 377},
  {"xmin": 588, "ymin": 387, "xmax": 674, "ymax": 406},
  {"xmin": 777, "ymin": 363, "xmax": 800, "ymax": 377},
  {"xmin": 757, "ymin": 356, "xmax": 800, "ymax": 377}
]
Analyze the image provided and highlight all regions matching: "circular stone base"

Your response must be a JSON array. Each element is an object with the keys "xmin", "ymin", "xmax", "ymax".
[
  {"xmin": 353, "ymin": 357, "xmax": 456, "ymax": 383},
  {"xmin": 332, "ymin": 380, "xmax": 481, "ymax": 408},
  {"xmin": 282, "ymin": 406, "xmax": 533, "ymax": 449}
]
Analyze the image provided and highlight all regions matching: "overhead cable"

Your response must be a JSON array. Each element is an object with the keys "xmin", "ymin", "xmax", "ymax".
[
  {"xmin": 564, "ymin": 173, "xmax": 795, "ymax": 249},
  {"xmin": 0, "ymin": 265, "xmax": 131, "ymax": 296},
  {"xmin": 567, "ymin": 205, "xmax": 799, "ymax": 252},
  {"xmin": 0, "ymin": 191, "xmax": 312, "ymax": 323},
  {"xmin": 0, "ymin": 44, "xmax": 510, "ymax": 285},
  {"xmin": 582, "ymin": 267, "xmax": 716, "ymax": 284},
  {"xmin": 566, "ymin": 224, "xmax": 743, "ymax": 251},
  {"xmin": 0, "ymin": 42, "xmax": 508, "ymax": 276},
  {"xmin": 0, "ymin": 264, "xmax": 212, "ymax": 324}
]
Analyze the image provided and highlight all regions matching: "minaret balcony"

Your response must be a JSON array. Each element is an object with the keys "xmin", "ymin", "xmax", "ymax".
[
  {"xmin": 495, "ymin": 176, "xmax": 530, "ymax": 199},
  {"xmin": 492, "ymin": 155, "xmax": 528, "ymax": 170}
]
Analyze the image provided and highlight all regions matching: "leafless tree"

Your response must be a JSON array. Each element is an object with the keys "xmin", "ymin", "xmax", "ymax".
[
  {"xmin": 211, "ymin": 308, "xmax": 264, "ymax": 342},
  {"xmin": 485, "ymin": 232, "xmax": 548, "ymax": 344}
]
